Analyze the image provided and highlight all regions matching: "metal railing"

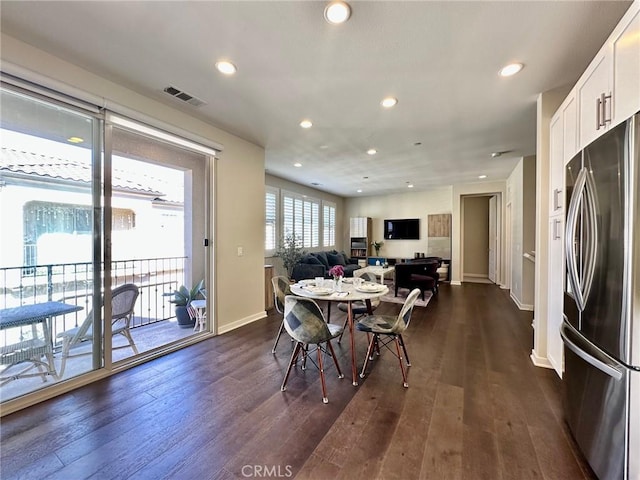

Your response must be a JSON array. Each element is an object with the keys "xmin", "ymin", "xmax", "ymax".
[{"xmin": 0, "ymin": 256, "xmax": 187, "ymax": 346}]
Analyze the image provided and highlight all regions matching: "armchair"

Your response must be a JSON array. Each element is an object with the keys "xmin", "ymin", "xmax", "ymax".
[{"xmin": 394, "ymin": 261, "xmax": 439, "ymax": 301}]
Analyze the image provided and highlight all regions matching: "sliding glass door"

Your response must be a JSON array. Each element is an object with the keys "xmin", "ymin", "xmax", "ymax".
[
  {"xmin": 0, "ymin": 85, "xmax": 104, "ymax": 401},
  {"xmin": 0, "ymin": 84, "xmax": 212, "ymax": 406}
]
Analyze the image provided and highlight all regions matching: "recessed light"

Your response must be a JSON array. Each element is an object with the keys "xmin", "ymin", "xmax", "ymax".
[
  {"xmin": 294, "ymin": 162, "xmax": 302, "ymax": 167},
  {"xmin": 300, "ymin": 120, "xmax": 313, "ymax": 129},
  {"xmin": 324, "ymin": 1, "xmax": 351, "ymax": 24},
  {"xmin": 381, "ymin": 97, "xmax": 398, "ymax": 108},
  {"xmin": 491, "ymin": 152, "xmax": 502, "ymax": 158},
  {"xmin": 367, "ymin": 148, "xmax": 377, "ymax": 155},
  {"xmin": 478, "ymin": 174, "xmax": 488, "ymax": 179},
  {"xmin": 499, "ymin": 63, "xmax": 524, "ymax": 77},
  {"xmin": 357, "ymin": 189, "xmax": 363, "ymax": 193},
  {"xmin": 407, "ymin": 184, "xmax": 414, "ymax": 188},
  {"xmin": 215, "ymin": 60, "xmax": 237, "ymax": 75},
  {"xmin": 67, "ymin": 136, "xmax": 84, "ymax": 144},
  {"xmin": 319, "ymin": 145, "xmax": 329, "ymax": 149}
]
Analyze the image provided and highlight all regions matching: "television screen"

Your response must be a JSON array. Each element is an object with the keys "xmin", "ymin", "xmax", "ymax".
[{"xmin": 384, "ymin": 218, "xmax": 420, "ymax": 240}]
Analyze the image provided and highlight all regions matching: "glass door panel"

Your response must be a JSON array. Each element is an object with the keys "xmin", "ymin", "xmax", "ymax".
[
  {"xmin": 0, "ymin": 86, "xmax": 103, "ymax": 402},
  {"xmin": 108, "ymin": 124, "xmax": 208, "ymax": 363}
]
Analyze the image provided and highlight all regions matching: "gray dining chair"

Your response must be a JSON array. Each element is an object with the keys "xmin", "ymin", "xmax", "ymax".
[
  {"xmin": 57, "ymin": 283, "xmax": 139, "ymax": 377},
  {"xmin": 356, "ymin": 288, "xmax": 420, "ymax": 387},
  {"xmin": 271, "ymin": 275, "xmax": 292, "ymax": 353},
  {"xmin": 281, "ymin": 295, "xmax": 344, "ymax": 403},
  {"xmin": 336, "ymin": 270, "xmax": 380, "ymax": 343}
]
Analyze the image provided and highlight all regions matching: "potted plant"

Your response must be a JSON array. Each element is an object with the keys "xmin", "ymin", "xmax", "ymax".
[
  {"xmin": 275, "ymin": 233, "xmax": 307, "ymax": 279},
  {"xmin": 169, "ymin": 278, "xmax": 205, "ymax": 328},
  {"xmin": 371, "ymin": 240, "xmax": 384, "ymax": 256}
]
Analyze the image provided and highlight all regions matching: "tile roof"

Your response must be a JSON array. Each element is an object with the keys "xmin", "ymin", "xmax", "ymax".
[{"xmin": 1, "ymin": 147, "xmax": 165, "ymax": 197}]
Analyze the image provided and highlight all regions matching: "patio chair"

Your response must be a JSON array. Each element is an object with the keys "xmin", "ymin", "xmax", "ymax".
[
  {"xmin": 281, "ymin": 295, "xmax": 344, "ymax": 403},
  {"xmin": 57, "ymin": 283, "xmax": 140, "ymax": 377},
  {"xmin": 356, "ymin": 288, "xmax": 420, "ymax": 387}
]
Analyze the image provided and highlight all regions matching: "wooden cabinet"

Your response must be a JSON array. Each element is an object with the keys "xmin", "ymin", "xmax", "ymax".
[
  {"xmin": 349, "ymin": 217, "xmax": 371, "ymax": 259},
  {"xmin": 577, "ymin": 1, "xmax": 640, "ymax": 148}
]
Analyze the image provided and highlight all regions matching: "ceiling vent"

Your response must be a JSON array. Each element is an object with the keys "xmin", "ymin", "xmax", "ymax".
[{"xmin": 163, "ymin": 85, "xmax": 206, "ymax": 107}]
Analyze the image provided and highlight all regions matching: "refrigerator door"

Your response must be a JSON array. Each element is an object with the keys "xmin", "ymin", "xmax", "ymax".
[
  {"xmin": 564, "ymin": 152, "xmax": 583, "ymax": 331},
  {"xmin": 581, "ymin": 120, "xmax": 628, "ymax": 362},
  {"xmin": 561, "ymin": 320, "xmax": 628, "ymax": 480}
]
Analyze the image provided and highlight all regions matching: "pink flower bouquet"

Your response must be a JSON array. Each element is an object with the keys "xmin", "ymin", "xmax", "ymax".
[{"xmin": 328, "ymin": 265, "xmax": 344, "ymax": 279}]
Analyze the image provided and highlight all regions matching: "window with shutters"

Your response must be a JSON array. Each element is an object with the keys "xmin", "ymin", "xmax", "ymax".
[
  {"xmin": 265, "ymin": 187, "xmax": 278, "ymax": 253},
  {"xmin": 323, "ymin": 201, "xmax": 336, "ymax": 247},
  {"xmin": 282, "ymin": 191, "xmax": 320, "ymax": 248}
]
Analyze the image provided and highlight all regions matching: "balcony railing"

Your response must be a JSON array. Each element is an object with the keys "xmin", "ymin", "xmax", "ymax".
[{"xmin": 0, "ymin": 256, "xmax": 187, "ymax": 349}]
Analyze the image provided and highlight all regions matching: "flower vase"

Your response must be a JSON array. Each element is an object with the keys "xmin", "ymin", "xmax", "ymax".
[
  {"xmin": 334, "ymin": 276, "xmax": 343, "ymax": 292},
  {"xmin": 375, "ymin": 248, "xmax": 380, "ymax": 256}
]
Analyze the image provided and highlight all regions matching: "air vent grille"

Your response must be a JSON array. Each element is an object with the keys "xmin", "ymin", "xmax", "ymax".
[{"xmin": 163, "ymin": 85, "xmax": 206, "ymax": 107}]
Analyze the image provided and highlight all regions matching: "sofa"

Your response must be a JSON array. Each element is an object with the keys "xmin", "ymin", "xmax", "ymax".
[{"xmin": 291, "ymin": 250, "xmax": 361, "ymax": 282}]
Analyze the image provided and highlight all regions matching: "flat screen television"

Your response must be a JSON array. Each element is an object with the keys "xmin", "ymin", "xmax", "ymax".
[{"xmin": 384, "ymin": 218, "xmax": 420, "ymax": 240}]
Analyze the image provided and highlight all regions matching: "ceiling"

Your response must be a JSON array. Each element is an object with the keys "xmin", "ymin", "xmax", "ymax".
[{"xmin": 0, "ymin": 1, "xmax": 632, "ymax": 197}]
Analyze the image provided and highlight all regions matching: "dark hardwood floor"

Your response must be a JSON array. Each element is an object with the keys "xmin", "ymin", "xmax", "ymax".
[{"xmin": 0, "ymin": 283, "xmax": 596, "ymax": 480}]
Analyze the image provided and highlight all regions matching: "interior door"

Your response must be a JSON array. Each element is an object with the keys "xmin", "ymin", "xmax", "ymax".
[{"xmin": 488, "ymin": 195, "xmax": 497, "ymax": 283}]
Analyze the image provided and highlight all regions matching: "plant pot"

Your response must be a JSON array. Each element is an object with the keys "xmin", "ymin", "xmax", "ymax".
[{"xmin": 175, "ymin": 305, "xmax": 195, "ymax": 328}]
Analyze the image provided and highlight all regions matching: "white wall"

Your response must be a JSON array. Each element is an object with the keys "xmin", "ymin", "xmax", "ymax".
[
  {"xmin": 507, "ymin": 156, "xmax": 536, "ymax": 310},
  {"xmin": 1, "ymin": 33, "xmax": 267, "ymax": 334},
  {"xmin": 344, "ymin": 187, "xmax": 453, "ymax": 260}
]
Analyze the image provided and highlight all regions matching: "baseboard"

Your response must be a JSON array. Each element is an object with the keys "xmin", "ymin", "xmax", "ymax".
[
  {"xmin": 450, "ymin": 280, "xmax": 462, "ymax": 286},
  {"xmin": 510, "ymin": 292, "xmax": 534, "ymax": 311},
  {"xmin": 217, "ymin": 311, "xmax": 267, "ymax": 334},
  {"xmin": 530, "ymin": 350, "xmax": 553, "ymax": 369}
]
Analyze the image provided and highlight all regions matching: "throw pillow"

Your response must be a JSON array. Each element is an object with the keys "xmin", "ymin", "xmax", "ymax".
[
  {"xmin": 313, "ymin": 251, "xmax": 329, "ymax": 267},
  {"xmin": 327, "ymin": 252, "xmax": 346, "ymax": 266},
  {"xmin": 302, "ymin": 254, "xmax": 322, "ymax": 265}
]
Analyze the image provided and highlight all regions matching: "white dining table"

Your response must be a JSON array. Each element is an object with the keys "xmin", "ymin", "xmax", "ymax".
[{"xmin": 289, "ymin": 279, "xmax": 388, "ymax": 386}]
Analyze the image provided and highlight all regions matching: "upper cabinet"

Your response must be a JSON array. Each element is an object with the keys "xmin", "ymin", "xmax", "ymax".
[
  {"xmin": 577, "ymin": 2, "xmax": 640, "ymax": 148},
  {"xmin": 613, "ymin": 6, "xmax": 640, "ymax": 124}
]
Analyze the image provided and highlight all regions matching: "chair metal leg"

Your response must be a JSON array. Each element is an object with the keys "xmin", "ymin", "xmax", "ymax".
[
  {"xmin": 394, "ymin": 336, "xmax": 408, "ymax": 387},
  {"xmin": 272, "ymin": 319, "xmax": 285, "ymax": 353},
  {"xmin": 317, "ymin": 344, "xmax": 329, "ymax": 403},
  {"xmin": 398, "ymin": 334, "xmax": 411, "ymax": 367},
  {"xmin": 326, "ymin": 340, "xmax": 344, "ymax": 379},
  {"xmin": 359, "ymin": 333, "xmax": 377, "ymax": 379},
  {"xmin": 281, "ymin": 342, "xmax": 302, "ymax": 392}
]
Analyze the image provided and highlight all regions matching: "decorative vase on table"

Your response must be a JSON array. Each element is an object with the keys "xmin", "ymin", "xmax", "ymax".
[{"xmin": 328, "ymin": 265, "xmax": 345, "ymax": 292}]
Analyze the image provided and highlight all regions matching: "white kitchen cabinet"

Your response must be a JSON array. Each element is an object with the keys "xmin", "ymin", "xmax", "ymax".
[
  {"xmin": 612, "ymin": 6, "xmax": 640, "ymax": 124},
  {"xmin": 577, "ymin": 1, "xmax": 640, "ymax": 148},
  {"xmin": 547, "ymin": 215, "xmax": 565, "ymax": 377},
  {"xmin": 577, "ymin": 48, "xmax": 612, "ymax": 149},
  {"xmin": 549, "ymin": 113, "xmax": 564, "ymax": 215},
  {"xmin": 549, "ymin": 92, "xmax": 577, "ymax": 216}
]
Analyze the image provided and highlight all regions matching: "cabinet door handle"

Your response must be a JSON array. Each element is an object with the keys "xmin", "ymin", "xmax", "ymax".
[
  {"xmin": 553, "ymin": 218, "xmax": 562, "ymax": 240},
  {"xmin": 596, "ymin": 96, "xmax": 602, "ymax": 130},
  {"xmin": 553, "ymin": 188, "xmax": 563, "ymax": 211},
  {"xmin": 602, "ymin": 92, "xmax": 612, "ymax": 125}
]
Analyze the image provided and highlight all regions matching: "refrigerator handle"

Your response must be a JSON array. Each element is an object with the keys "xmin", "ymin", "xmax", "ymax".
[
  {"xmin": 565, "ymin": 167, "xmax": 587, "ymax": 311},
  {"xmin": 582, "ymin": 171, "xmax": 599, "ymax": 305},
  {"xmin": 560, "ymin": 321, "xmax": 623, "ymax": 380}
]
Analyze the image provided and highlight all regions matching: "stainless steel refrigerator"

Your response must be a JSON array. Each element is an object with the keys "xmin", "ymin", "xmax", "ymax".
[{"xmin": 561, "ymin": 111, "xmax": 639, "ymax": 480}]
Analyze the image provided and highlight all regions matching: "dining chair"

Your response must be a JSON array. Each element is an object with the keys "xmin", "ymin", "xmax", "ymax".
[
  {"xmin": 336, "ymin": 270, "xmax": 380, "ymax": 343},
  {"xmin": 356, "ymin": 288, "xmax": 420, "ymax": 387},
  {"xmin": 271, "ymin": 276, "xmax": 292, "ymax": 353},
  {"xmin": 57, "ymin": 283, "xmax": 140, "ymax": 377},
  {"xmin": 281, "ymin": 295, "xmax": 344, "ymax": 403}
]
